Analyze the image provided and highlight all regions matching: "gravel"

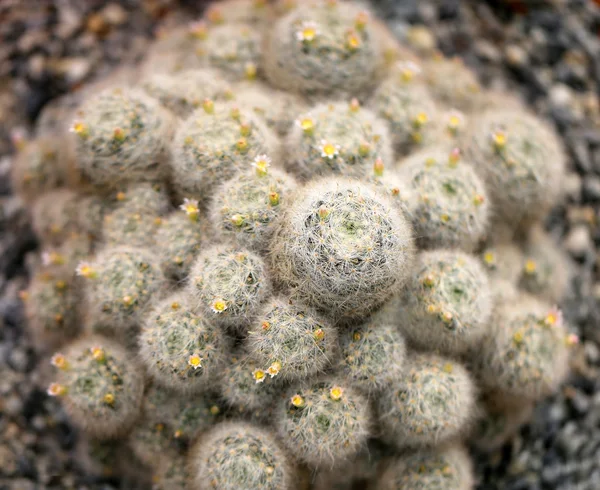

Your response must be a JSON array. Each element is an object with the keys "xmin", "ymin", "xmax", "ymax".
[{"xmin": 1, "ymin": 0, "xmax": 600, "ymax": 488}]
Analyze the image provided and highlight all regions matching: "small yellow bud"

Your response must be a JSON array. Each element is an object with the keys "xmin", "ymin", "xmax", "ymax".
[
  {"xmin": 413, "ymin": 112, "xmax": 428, "ymax": 128},
  {"xmin": 70, "ymin": 121, "xmax": 89, "ymax": 138},
  {"xmin": 245, "ymin": 62, "xmax": 257, "ymax": 80},
  {"xmin": 355, "ymin": 11, "xmax": 369, "ymax": 30},
  {"xmin": 18, "ymin": 290, "xmax": 29, "ymax": 301},
  {"xmin": 422, "ymin": 274, "xmax": 435, "ymax": 287},
  {"xmin": 90, "ymin": 346, "xmax": 105, "ymax": 362},
  {"xmin": 171, "ymin": 302, "xmax": 181, "ymax": 310},
  {"xmin": 442, "ymin": 363, "xmax": 454, "ymax": 373},
  {"xmin": 210, "ymin": 405, "xmax": 220, "ymax": 415},
  {"xmin": 174, "ymin": 429, "xmax": 183, "ymax": 439},
  {"xmin": 206, "ymin": 6, "xmax": 224, "ymax": 24},
  {"xmin": 524, "ymin": 259, "xmax": 537, "ymax": 275},
  {"xmin": 113, "ymin": 127, "xmax": 126, "ymax": 142},
  {"xmin": 269, "ymin": 191, "xmax": 280, "ymax": 206},
  {"xmin": 318, "ymin": 205, "xmax": 330, "ymax": 220},
  {"xmin": 230, "ymin": 106, "xmax": 241, "ymax": 121},
  {"xmin": 440, "ymin": 214, "xmax": 450, "ymax": 223},
  {"xmin": 188, "ymin": 20, "xmax": 208, "ymax": 39},
  {"xmin": 122, "ymin": 295, "xmax": 134, "ymax": 306},
  {"xmin": 230, "ymin": 214, "xmax": 245, "ymax": 227},
  {"xmin": 565, "ymin": 333, "xmax": 579, "ymax": 347},
  {"xmin": 239, "ymin": 123, "xmax": 252, "ymax": 137},
  {"xmin": 349, "ymin": 98, "xmax": 360, "ymax": 112},
  {"xmin": 513, "ymin": 331, "xmax": 524, "ymax": 344},
  {"xmin": 491, "ymin": 130, "xmax": 507, "ymax": 150},
  {"xmin": 202, "ymin": 98, "xmax": 214, "ymax": 114},
  {"xmin": 103, "ymin": 393, "xmax": 115, "ymax": 405},
  {"xmin": 358, "ymin": 142, "xmax": 371, "ymax": 157},
  {"xmin": 373, "ymin": 157, "xmax": 384, "ymax": 177},
  {"xmin": 313, "ymin": 328, "xmax": 325, "ymax": 341},
  {"xmin": 448, "ymin": 148, "xmax": 461, "ymax": 166},
  {"xmin": 291, "ymin": 394, "xmax": 305, "ymax": 407},
  {"xmin": 236, "ymin": 137, "xmax": 248, "ymax": 152},
  {"xmin": 425, "ymin": 157, "xmax": 436, "ymax": 168},
  {"xmin": 346, "ymin": 31, "xmax": 361, "ymax": 51},
  {"xmin": 440, "ymin": 311, "xmax": 453, "ymax": 324},
  {"xmin": 329, "ymin": 386, "xmax": 344, "ymax": 401},
  {"xmin": 76, "ymin": 262, "xmax": 97, "ymax": 279},
  {"xmin": 483, "ymin": 252, "xmax": 495, "ymax": 265},
  {"xmin": 473, "ymin": 194, "xmax": 485, "ymax": 206},
  {"xmin": 353, "ymin": 331, "xmax": 362, "ymax": 341},
  {"xmin": 261, "ymin": 321, "xmax": 270, "ymax": 331}
]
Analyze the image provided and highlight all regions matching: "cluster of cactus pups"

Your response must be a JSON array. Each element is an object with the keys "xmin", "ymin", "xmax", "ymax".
[{"xmin": 13, "ymin": 0, "xmax": 578, "ymax": 488}]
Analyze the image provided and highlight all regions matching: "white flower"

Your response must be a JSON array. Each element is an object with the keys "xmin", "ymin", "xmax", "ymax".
[
  {"xmin": 320, "ymin": 140, "xmax": 340, "ymax": 159},
  {"xmin": 296, "ymin": 21, "xmax": 318, "ymax": 42}
]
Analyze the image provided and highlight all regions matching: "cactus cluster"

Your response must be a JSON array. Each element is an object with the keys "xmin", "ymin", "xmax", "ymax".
[{"xmin": 13, "ymin": 0, "xmax": 576, "ymax": 488}]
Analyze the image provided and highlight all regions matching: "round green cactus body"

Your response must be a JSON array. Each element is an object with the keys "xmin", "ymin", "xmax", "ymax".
[
  {"xmin": 30, "ymin": 189, "xmax": 81, "ymax": 245},
  {"xmin": 271, "ymin": 178, "xmax": 414, "ymax": 320},
  {"xmin": 337, "ymin": 312, "xmax": 406, "ymax": 393},
  {"xmin": 187, "ymin": 245, "xmax": 272, "ymax": 331},
  {"xmin": 171, "ymin": 102, "xmax": 278, "ymax": 199},
  {"xmin": 398, "ymin": 250, "xmax": 491, "ymax": 356},
  {"xmin": 154, "ymin": 210, "xmax": 205, "ymax": 282},
  {"xmin": 23, "ymin": 270, "xmax": 80, "ymax": 351},
  {"xmin": 285, "ymin": 100, "xmax": 393, "ymax": 181},
  {"xmin": 518, "ymin": 226, "xmax": 571, "ymax": 304},
  {"xmin": 463, "ymin": 108, "xmax": 566, "ymax": 230},
  {"xmin": 377, "ymin": 446, "xmax": 474, "ymax": 490},
  {"xmin": 275, "ymin": 378, "xmax": 371, "ymax": 467},
  {"xmin": 81, "ymin": 246, "xmax": 166, "ymax": 332},
  {"xmin": 189, "ymin": 421, "xmax": 294, "ymax": 490},
  {"xmin": 70, "ymin": 87, "xmax": 173, "ymax": 188},
  {"xmin": 377, "ymin": 353, "xmax": 476, "ymax": 448},
  {"xmin": 423, "ymin": 56, "xmax": 482, "ymax": 113},
  {"xmin": 264, "ymin": 1, "xmax": 383, "ymax": 98},
  {"xmin": 478, "ymin": 297, "xmax": 572, "ymax": 401},
  {"xmin": 141, "ymin": 68, "xmax": 227, "ymax": 117},
  {"xmin": 139, "ymin": 293, "xmax": 227, "ymax": 393},
  {"xmin": 398, "ymin": 147, "xmax": 490, "ymax": 251},
  {"xmin": 370, "ymin": 61, "xmax": 438, "ymax": 154},
  {"xmin": 246, "ymin": 297, "xmax": 338, "ymax": 382},
  {"xmin": 209, "ymin": 165, "xmax": 297, "ymax": 252},
  {"xmin": 203, "ymin": 22, "xmax": 262, "ymax": 81},
  {"xmin": 48, "ymin": 336, "xmax": 144, "ymax": 438}
]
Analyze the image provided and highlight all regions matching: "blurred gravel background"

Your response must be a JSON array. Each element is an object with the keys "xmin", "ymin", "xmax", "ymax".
[{"xmin": 0, "ymin": 0, "xmax": 599, "ymax": 489}]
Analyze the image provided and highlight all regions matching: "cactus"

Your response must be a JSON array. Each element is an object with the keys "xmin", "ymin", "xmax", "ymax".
[
  {"xmin": 285, "ymin": 99, "xmax": 393, "ymax": 181},
  {"xmin": 79, "ymin": 246, "xmax": 166, "ymax": 333},
  {"xmin": 38, "ymin": 232, "xmax": 93, "ymax": 276},
  {"xmin": 203, "ymin": 0, "xmax": 272, "ymax": 27},
  {"xmin": 187, "ymin": 245, "xmax": 272, "ymax": 331},
  {"xmin": 188, "ymin": 421, "xmax": 294, "ymax": 490},
  {"xmin": 129, "ymin": 383, "xmax": 221, "ymax": 466},
  {"xmin": 47, "ymin": 336, "xmax": 144, "ymax": 438},
  {"xmin": 376, "ymin": 445, "xmax": 474, "ymax": 490},
  {"xmin": 21, "ymin": 270, "xmax": 79, "ymax": 351},
  {"xmin": 270, "ymin": 178, "xmax": 414, "ymax": 320},
  {"xmin": 30, "ymin": 189, "xmax": 81, "ymax": 245},
  {"xmin": 462, "ymin": 108, "xmax": 566, "ymax": 230},
  {"xmin": 229, "ymin": 82, "xmax": 307, "ymax": 136},
  {"xmin": 219, "ymin": 350, "xmax": 285, "ymax": 419},
  {"xmin": 208, "ymin": 165, "xmax": 297, "ymax": 252},
  {"xmin": 423, "ymin": 56, "xmax": 482, "ymax": 113},
  {"xmin": 337, "ymin": 310, "xmax": 407, "ymax": 393},
  {"xmin": 470, "ymin": 394, "xmax": 534, "ymax": 452},
  {"xmin": 397, "ymin": 250, "xmax": 492, "ymax": 356},
  {"xmin": 480, "ymin": 242, "xmax": 524, "ymax": 284},
  {"xmin": 518, "ymin": 226, "xmax": 571, "ymax": 304},
  {"xmin": 111, "ymin": 182, "xmax": 171, "ymax": 215},
  {"xmin": 377, "ymin": 353, "xmax": 476, "ymax": 448},
  {"xmin": 246, "ymin": 297, "xmax": 338, "ymax": 382},
  {"xmin": 139, "ymin": 293, "xmax": 228, "ymax": 393},
  {"xmin": 102, "ymin": 207, "xmax": 163, "ymax": 248},
  {"xmin": 264, "ymin": 1, "xmax": 383, "ymax": 98},
  {"xmin": 140, "ymin": 69, "xmax": 226, "ymax": 117},
  {"xmin": 397, "ymin": 147, "xmax": 490, "ymax": 251},
  {"xmin": 10, "ymin": 136, "xmax": 69, "ymax": 201},
  {"xmin": 170, "ymin": 101, "xmax": 278, "ymax": 198},
  {"xmin": 152, "ymin": 453, "xmax": 189, "ymax": 490},
  {"xmin": 202, "ymin": 23, "xmax": 263, "ymax": 82},
  {"xmin": 364, "ymin": 157, "xmax": 413, "ymax": 215},
  {"xmin": 275, "ymin": 378, "xmax": 371, "ymax": 467},
  {"xmin": 154, "ymin": 209, "xmax": 205, "ymax": 282},
  {"xmin": 370, "ymin": 60, "xmax": 438, "ymax": 154},
  {"xmin": 69, "ymin": 87, "xmax": 173, "ymax": 188},
  {"xmin": 477, "ymin": 297, "xmax": 573, "ymax": 402}
]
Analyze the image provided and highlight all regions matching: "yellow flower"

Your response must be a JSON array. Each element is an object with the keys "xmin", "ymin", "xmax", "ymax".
[
  {"xmin": 70, "ymin": 121, "xmax": 89, "ymax": 138},
  {"xmin": 483, "ymin": 252, "xmax": 495, "ymax": 266},
  {"xmin": 397, "ymin": 60, "xmax": 421, "ymax": 82},
  {"xmin": 90, "ymin": 346, "xmax": 105, "ymax": 362},
  {"xmin": 103, "ymin": 393, "xmax": 115, "ymax": 405},
  {"xmin": 253, "ymin": 369, "xmax": 266, "ymax": 384},
  {"xmin": 446, "ymin": 110, "xmax": 464, "ymax": 133},
  {"xmin": 202, "ymin": 98, "xmax": 214, "ymax": 114},
  {"xmin": 296, "ymin": 116, "xmax": 315, "ymax": 135},
  {"xmin": 291, "ymin": 394, "xmax": 305, "ymax": 407},
  {"xmin": 313, "ymin": 328, "xmax": 325, "ymax": 341},
  {"xmin": 544, "ymin": 307, "xmax": 563, "ymax": 327},
  {"xmin": 211, "ymin": 298, "xmax": 228, "ymax": 314},
  {"xmin": 491, "ymin": 129, "xmax": 507, "ymax": 150},
  {"xmin": 320, "ymin": 140, "xmax": 340, "ymax": 159},
  {"xmin": 179, "ymin": 198, "xmax": 200, "ymax": 221},
  {"xmin": 188, "ymin": 354, "xmax": 203, "ymax": 370},
  {"xmin": 296, "ymin": 21, "xmax": 318, "ymax": 43},
  {"xmin": 524, "ymin": 259, "xmax": 537, "ymax": 275},
  {"xmin": 329, "ymin": 386, "xmax": 344, "ymax": 401},
  {"xmin": 346, "ymin": 31, "xmax": 361, "ymax": 51},
  {"xmin": 75, "ymin": 262, "xmax": 97, "ymax": 279},
  {"xmin": 267, "ymin": 361, "xmax": 282, "ymax": 378},
  {"xmin": 373, "ymin": 157, "xmax": 384, "ymax": 177},
  {"xmin": 252, "ymin": 154, "xmax": 272, "ymax": 176}
]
